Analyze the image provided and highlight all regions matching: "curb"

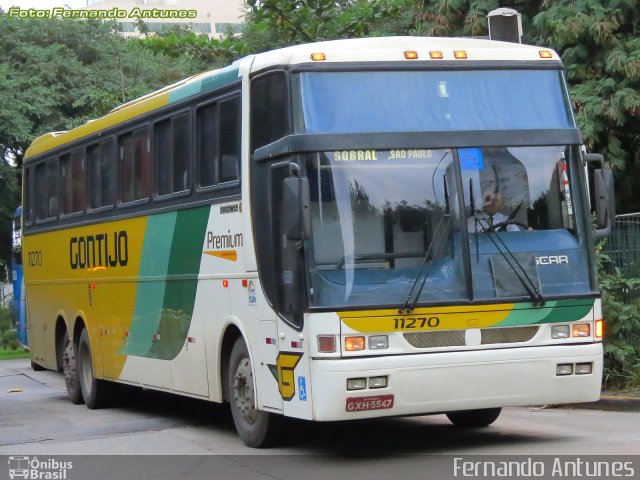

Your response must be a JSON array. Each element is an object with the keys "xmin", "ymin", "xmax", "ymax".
[{"xmin": 562, "ymin": 395, "xmax": 640, "ymax": 412}]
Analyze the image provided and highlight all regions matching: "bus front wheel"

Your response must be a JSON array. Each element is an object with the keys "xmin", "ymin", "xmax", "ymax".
[
  {"xmin": 62, "ymin": 332, "xmax": 83, "ymax": 404},
  {"xmin": 446, "ymin": 408, "xmax": 502, "ymax": 428},
  {"xmin": 228, "ymin": 337, "xmax": 280, "ymax": 448},
  {"xmin": 77, "ymin": 329, "xmax": 112, "ymax": 409}
]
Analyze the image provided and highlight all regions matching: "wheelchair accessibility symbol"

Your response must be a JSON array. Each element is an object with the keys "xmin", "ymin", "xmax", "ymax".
[{"xmin": 298, "ymin": 376, "xmax": 307, "ymax": 401}]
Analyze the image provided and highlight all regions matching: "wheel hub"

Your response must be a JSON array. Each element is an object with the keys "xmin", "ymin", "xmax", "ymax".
[
  {"xmin": 62, "ymin": 341, "xmax": 76, "ymax": 387},
  {"xmin": 232, "ymin": 358, "xmax": 257, "ymax": 424}
]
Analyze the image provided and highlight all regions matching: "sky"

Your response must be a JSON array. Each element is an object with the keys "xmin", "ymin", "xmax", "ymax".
[{"xmin": 1, "ymin": 0, "xmax": 87, "ymax": 12}]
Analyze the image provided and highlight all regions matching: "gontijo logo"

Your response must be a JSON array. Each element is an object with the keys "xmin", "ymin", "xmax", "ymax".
[{"xmin": 8, "ymin": 456, "xmax": 73, "ymax": 480}]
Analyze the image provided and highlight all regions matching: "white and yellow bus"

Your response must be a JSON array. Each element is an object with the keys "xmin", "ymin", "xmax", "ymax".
[{"xmin": 23, "ymin": 37, "xmax": 614, "ymax": 447}]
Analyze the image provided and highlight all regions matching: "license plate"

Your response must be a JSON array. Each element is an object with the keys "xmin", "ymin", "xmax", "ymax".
[{"xmin": 346, "ymin": 394, "xmax": 394, "ymax": 412}]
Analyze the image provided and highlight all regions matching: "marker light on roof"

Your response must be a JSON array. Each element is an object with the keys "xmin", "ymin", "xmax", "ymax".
[
  {"xmin": 454, "ymin": 50, "xmax": 467, "ymax": 60},
  {"xmin": 311, "ymin": 52, "xmax": 326, "ymax": 61},
  {"xmin": 539, "ymin": 50, "xmax": 553, "ymax": 59},
  {"xmin": 429, "ymin": 51, "xmax": 444, "ymax": 59},
  {"xmin": 404, "ymin": 50, "xmax": 418, "ymax": 60}
]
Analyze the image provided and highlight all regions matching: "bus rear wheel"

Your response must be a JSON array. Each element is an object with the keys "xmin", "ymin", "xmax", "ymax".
[
  {"xmin": 446, "ymin": 408, "xmax": 502, "ymax": 428},
  {"xmin": 228, "ymin": 337, "xmax": 280, "ymax": 448},
  {"xmin": 62, "ymin": 331, "xmax": 83, "ymax": 404},
  {"xmin": 77, "ymin": 329, "xmax": 112, "ymax": 409}
]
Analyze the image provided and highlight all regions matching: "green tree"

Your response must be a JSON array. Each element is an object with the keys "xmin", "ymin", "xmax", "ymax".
[
  {"xmin": 0, "ymin": 14, "xmax": 209, "ymax": 266},
  {"xmin": 531, "ymin": 0, "xmax": 640, "ymax": 212}
]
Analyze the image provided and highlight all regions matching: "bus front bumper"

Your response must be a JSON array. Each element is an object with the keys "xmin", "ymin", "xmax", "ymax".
[{"xmin": 309, "ymin": 343, "xmax": 602, "ymax": 421}]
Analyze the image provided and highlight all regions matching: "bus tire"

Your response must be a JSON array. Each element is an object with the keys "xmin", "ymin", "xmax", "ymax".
[
  {"xmin": 228, "ymin": 337, "xmax": 280, "ymax": 448},
  {"xmin": 30, "ymin": 360, "xmax": 46, "ymax": 371},
  {"xmin": 77, "ymin": 329, "xmax": 112, "ymax": 409},
  {"xmin": 446, "ymin": 408, "xmax": 502, "ymax": 428},
  {"xmin": 62, "ymin": 331, "xmax": 83, "ymax": 404}
]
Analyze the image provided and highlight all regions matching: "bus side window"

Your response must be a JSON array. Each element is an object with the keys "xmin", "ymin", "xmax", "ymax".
[
  {"xmin": 197, "ymin": 102, "xmax": 218, "ymax": 188},
  {"xmin": 35, "ymin": 159, "xmax": 58, "ymax": 221},
  {"xmin": 24, "ymin": 168, "xmax": 33, "ymax": 224},
  {"xmin": 60, "ymin": 149, "xmax": 85, "ymax": 215},
  {"xmin": 119, "ymin": 127, "xmax": 150, "ymax": 203},
  {"xmin": 88, "ymin": 139, "xmax": 116, "ymax": 210},
  {"xmin": 197, "ymin": 94, "xmax": 240, "ymax": 189},
  {"xmin": 155, "ymin": 112, "xmax": 192, "ymax": 197},
  {"xmin": 250, "ymin": 71, "xmax": 290, "ymax": 150},
  {"xmin": 219, "ymin": 96, "xmax": 240, "ymax": 183}
]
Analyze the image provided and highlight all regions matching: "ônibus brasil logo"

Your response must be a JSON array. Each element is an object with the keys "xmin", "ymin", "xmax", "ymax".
[{"xmin": 7, "ymin": 456, "xmax": 73, "ymax": 480}]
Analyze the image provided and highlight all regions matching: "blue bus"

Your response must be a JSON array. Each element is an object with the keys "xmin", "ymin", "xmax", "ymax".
[{"xmin": 11, "ymin": 206, "xmax": 28, "ymax": 349}]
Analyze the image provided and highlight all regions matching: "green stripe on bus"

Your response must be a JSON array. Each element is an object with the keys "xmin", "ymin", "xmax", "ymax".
[
  {"xmin": 168, "ymin": 66, "xmax": 240, "ymax": 104},
  {"xmin": 121, "ymin": 212, "xmax": 178, "ymax": 357},
  {"xmin": 147, "ymin": 206, "xmax": 210, "ymax": 360},
  {"xmin": 498, "ymin": 299, "xmax": 594, "ymax": 327}
]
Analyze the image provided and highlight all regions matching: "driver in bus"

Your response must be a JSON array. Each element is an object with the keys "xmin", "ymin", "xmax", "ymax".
[{"xmin": 468, "ymin": 190, "xmax": 520, "ymax": 233}]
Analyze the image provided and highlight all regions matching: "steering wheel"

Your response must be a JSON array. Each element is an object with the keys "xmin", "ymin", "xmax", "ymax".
[
  {"xmin": 489, "ymin": 218, "xmax": 530, "ymax": 232},
  {"xmin": 484, "ymin": 201, "xmax": 527, "ymax": 233}
]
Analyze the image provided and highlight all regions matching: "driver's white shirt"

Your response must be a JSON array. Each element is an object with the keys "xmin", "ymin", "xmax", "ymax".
[{"xmin": 467, "ymin": 211, "xmax": 519, "ymax": 232}]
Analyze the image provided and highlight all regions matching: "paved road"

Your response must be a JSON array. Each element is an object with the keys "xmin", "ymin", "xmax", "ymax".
[{"xmin": 1, "ymin": 358, "xmax": 639, "ymax": 479}]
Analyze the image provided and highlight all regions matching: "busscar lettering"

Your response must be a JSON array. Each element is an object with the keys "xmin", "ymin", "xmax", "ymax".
[
  {"xmin": 70, "ymin": 231, "xmax": 128, "ymax": 269},
  {"xmin": 536, "ymin": 255, "xmax": 569, "ymax": 265}
]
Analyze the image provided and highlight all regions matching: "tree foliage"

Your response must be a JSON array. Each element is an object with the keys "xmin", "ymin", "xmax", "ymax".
[{"xmin": 0, "ymin": 14, "xmax": 207, "ymax": 265}]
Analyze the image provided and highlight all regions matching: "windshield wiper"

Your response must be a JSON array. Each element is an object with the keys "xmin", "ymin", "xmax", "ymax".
[
  {"xmin": 400, "ymin": 213, "xmax": 452, "ymax": 314},
  {"xmin": 483, "ymin": 230, "xmax": 545, "ymax": 306},
  {"xmin": 468, "ymin": 182, "xmax": 544, "ymax": 306}
]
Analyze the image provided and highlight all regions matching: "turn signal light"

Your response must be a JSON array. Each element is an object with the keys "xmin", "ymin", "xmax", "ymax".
[
  {"xmin": 595, "ymin": 319, "xmax": 603, "ymax": 339},
  {"xmin": 345, "ymin": 336, "xmax": 365, "ymax": 351}
]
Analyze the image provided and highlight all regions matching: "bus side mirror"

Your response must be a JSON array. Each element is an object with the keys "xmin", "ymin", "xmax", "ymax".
[
  {"xmin": 282, "ymin": 166, "xmax": 311, "ymax": 241},
  {"xmin": 586, "ymin": 154, "xmax": 616, "ymax": 238}
]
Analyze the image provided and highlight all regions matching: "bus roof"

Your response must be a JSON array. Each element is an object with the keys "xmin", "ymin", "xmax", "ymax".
[{"xmin": 24, "ymin": 36, "xmax": 560, "ymax": 161}]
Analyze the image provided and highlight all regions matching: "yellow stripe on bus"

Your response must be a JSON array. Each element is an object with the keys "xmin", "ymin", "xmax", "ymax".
[
  {"xmin": 25, "ymin": 93, "xmax": 170, "ymax": 159},
  {"xmin": 338, "ymin": 304, "xmax": 515, "ymax": 332}
]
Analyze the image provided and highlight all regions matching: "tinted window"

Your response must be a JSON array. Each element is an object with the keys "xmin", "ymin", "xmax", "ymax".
[
  {"xmin": 251, "ymin": 72, "xmax": 290, "ymax": 150},
  {"xmin": 24, "ymin": 168, "xmax": 33, "ymax": 224},
  {"xmin": 197, "ymin": 95, "xmax": 240, "ymax": 188},
  {"xmin": 197, "ymin": 103, "xmax": 218, "ymax": 187},
  {"xmin": 35, "ymin": 160, "xmax": 58, "ymax": 220},
  {"xmin": 297, "ymin": 70, "xmax": 574, "ymax": 133},
  {"xmin": 61, "ymin": 150, "xmax": 85, "ymax": 215},
  {"xmin": 88, "ymin": 139, "xmax": 116, "ymax": 209},
  {"xmin": 219, "ymin": 97, "xmax": 240, "ymax": 182},
  {"xmin": 155, "ymin": 112, "xmax": 192, "ymax": 196},
  {"xmin": 119, "ymin": 128, "xmax": 150, "ymax": 203}
]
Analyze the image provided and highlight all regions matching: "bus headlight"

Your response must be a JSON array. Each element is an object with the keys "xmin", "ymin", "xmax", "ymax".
[
  {"xmin": 551, "ymin": 325, "xmax": 570, "ymax": 339},
  {"xmin": 368, "ymin": 335, "xmax": 388, "ymax": 350}
]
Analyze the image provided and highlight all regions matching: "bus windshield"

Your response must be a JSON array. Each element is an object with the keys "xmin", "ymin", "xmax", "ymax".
[
  {"xmin": 295, "ymin": 70, "xmax": 574, "ymax": 133},
  {"xmin": 303, "ymin": 145, "xmax": 589, "ymax": 309}
]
